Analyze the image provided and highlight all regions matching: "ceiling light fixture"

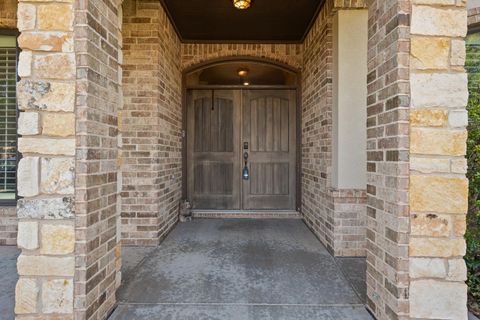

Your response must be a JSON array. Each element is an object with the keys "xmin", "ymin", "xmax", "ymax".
[
  {"xmin": 233, "ymin": 0, "xmax": 251, "ymax": 10},
  {"xmin": 243, "ymin": 82, "xmax": 250, "ymax": 86},
  {"xmin": 238, "ymin": 69, "xmax": 249, "ymax": 77}
]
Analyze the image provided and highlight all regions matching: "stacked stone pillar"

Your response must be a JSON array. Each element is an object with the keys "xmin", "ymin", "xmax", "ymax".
[
  {"xmin": 408, "ymin": 1, "xmax": 469, "ymax": 319},
  {"xmin": 15, "ymin": 0, "xmax": 77, "ymax": 317}
]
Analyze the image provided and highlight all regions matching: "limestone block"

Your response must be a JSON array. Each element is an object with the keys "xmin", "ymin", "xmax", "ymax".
[
  {"xmin": 448, "ymin": 259, "xmax": 467, "ymax": 281},
  {"xmin": 411, "ymin": 128, "xmax": 467, "ymax": 156},
  {"xmin": 17, "ymin": 3, "xmax": 36, "ymax": 32},
  {"xmin": 18, "ymin": 137, "xmax": 75, "ymax": 156},
  {"xmin": 17, "ymin": 255, "xmax": 74, "ymax": 277},
  {"xmin": 18, "ymin": 32, "xmax": 74, "ymax": 52},
  {"xmin": 411, "ymin": 37, "xmax": 449, "ymax": 70},
  {"xmin": 42, "ymin": 113, "xmax": 75, "ymax": 137},
  {"xmin": 449, "ymin": 110, "xmax": 469, "ymax": 128},
  {"xmin": 18, "ymin": 112, "xmax": 40, "ymax": 135},
  {"xmin": 38, "ymin": 4, "xmax": 74, "ymax": 31},
  {"xmin": 17, "ymin": 80, "xmax": 75, "ymax": 112},
  {"xmin": 18, "ymin": 51, "xmax": 32, "ymax": 78},
  {"xmin": 410, "ymin": 258, "xmax": 446, "ymax": 279},
  {"xmin": 451, "ymin": 39, "xmax": 466, "ymax": 66},
  {"xmin": 410, "ymin": 175, "xmax": 468, "ymax": 214},
  {"xmin": 410, "ymin": 237, "xmax": 466, "ymax": 257},
  {"xmin": 33, "ymin": 53, "xmax": 75, "ymax": 80},
  {"xmin": 15, "ymin": 278, "xmax": 39, "ymax": 314},
  {"xmin": 410, "ymin": 157, "xmax": 450, "ymax": 173},
  {"xmin": 17, "ymin": 197, "xmax": 74, "ymax": 220},
  {"xmin": 410, "ymin": 108, "xmax": 447, "ymax": 127},
  {"xmin": 17, "ymin": 221, "xmax": 39, "ymax": 250},
  {"xmin": 42, "ymin": 279, "xmax": 73, "ymax": 314},
  {"xmin": 410, "ymin": 280, "xmax": 467, "ymax": 319},
  {"xmin": 454, "ymin": 215, "xmax": 467, "ymax": 237},
  {"xmin": 40, "ymin": 223, "xmax": 75, "ymax": 255},
  {"xmin": 451, "ymin": 158, "xmax": 468, "ymax": 174},
  {"xmin": 411, "ymin": 73, "xmax": 468, "ymax": 108},
  {"xmin": 17, "ymin": 157, "xmax": 40, "ymax": 197},
  {"xmin": 411, "ymin": 6, "xmax": 467, "ymax": 37},
  {"xmin": 41, "ymin": 157, "xmax": 74, "ymax": 194},
  {"xmin": 412, "ymin": 0, "xmax": 456, "ymax": 4},
  {"xmin": 411, "ymin": 213, "xmax": 451, "ymax": 237}
]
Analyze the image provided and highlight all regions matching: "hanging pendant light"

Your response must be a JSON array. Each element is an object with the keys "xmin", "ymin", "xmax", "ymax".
[{"xmin": 233, "ymin": 0, "xmax": 251, "ymax": 10}]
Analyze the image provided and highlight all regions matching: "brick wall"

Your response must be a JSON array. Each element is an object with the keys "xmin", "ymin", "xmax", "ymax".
[
  {"xmin": 121, "ymin": 0, "xmax": 182, "ymax": 246},
  {"xmin": 469, "ymin": 6, "xmax": 480, "ymax": 28},
  {"xmin": 301, "ymin": 0, "xmax": 367, "ymax": 257},
  {"xmin": 74, "ymin": 0, "xmax": 123, "ymax": 318},
  {"xmin": 0, "ymin": 0, "xmax": 17, "ymax": 247},
  {"xmin": 0, "ymin": 207, "xmax": 16, "ymax": 245},
  {"xmin": 181, "ymin": 43, "xmax": 302, "ymax": 71},
  {"xmin": 365, "ymin": 0, "xmax": 410, "ymax": 318}
]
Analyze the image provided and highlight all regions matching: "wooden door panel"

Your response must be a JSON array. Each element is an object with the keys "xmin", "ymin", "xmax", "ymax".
[
  {"xmin": 250, "ymin": 163, "xmax": 289, "ymax": 195},
  {"xmin": 250, "ymin": 96, "xmax": 290, "ymax": 153},
  {"xmin": 187, "ymin": 90, "xmax": 241, "ymax": 210},
  {"xmin": 242, "ymin": 90, "xmax": 296, "ymax": 210}
]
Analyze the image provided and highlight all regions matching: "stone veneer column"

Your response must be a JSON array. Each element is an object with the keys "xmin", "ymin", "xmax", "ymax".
[
  {"xmin": 15, "ymin": 0, "xmax": 77, "ymax": 317},
  {"xmin": 408, "ymin": 1, "xmax": 469, "ymax": 319}
]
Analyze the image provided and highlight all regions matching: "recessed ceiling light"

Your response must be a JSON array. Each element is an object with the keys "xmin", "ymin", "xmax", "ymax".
[
  {"xmin": 243, "ymin": 82, "xmax": 250, "ymax": 86},
  {"xmin": 233, "ymin": 0, "xmax": 251, "ymax": 10},
  {"xmin": 238, "ymin": 69, "xmax": 249, "ymax": 77}
]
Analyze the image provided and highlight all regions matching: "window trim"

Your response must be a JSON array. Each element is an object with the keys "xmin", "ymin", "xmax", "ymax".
[{"xmin": 0, "ymin": 28, "xmax": 20, "ymax": 206}]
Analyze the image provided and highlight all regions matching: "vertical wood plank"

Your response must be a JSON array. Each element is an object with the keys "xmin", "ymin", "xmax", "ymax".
[
  {"xmin": 273, "ymin": 99, "xmax": 281, "ymax": 152},
  {"xmin": 266, "ymin": 97, "xmax": 274, "ymax": 152},
  {"xmin": 258, "ymin": 99, "xmax": 266, "ymax": 152},
  {"xmin": 250, "ymin": 98, "xmax": 258, "ymax": 152},
  {"xmin": 281, "ymin": 99, "xmax": 289, "ymax": 152}
]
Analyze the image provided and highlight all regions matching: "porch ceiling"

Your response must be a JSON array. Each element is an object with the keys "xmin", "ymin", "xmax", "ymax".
[{"xmin": 160, "ymin": 0, "xmax": 325, "ymax": 43}]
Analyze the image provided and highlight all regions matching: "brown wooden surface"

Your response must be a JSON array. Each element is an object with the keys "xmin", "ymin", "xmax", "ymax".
[
  {"xmin": 187, "ymin": 89, "xmax": 296, "ymax": 210},
  {"xmin": 242, "ymin": 90, "xmax": 296, "ymax": 209},
  {"xmin": 159, "ymin": 0, "xmax": 325, "ymax": 43},
  {"xmin": 187, "ymin": 90, "xmax": 241, "ymax": 209}
]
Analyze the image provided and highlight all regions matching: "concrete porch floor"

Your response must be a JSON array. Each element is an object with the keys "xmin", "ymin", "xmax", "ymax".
[{"xmin": 110, "ymin": 219, "xmax": 373, "ymax": 320}]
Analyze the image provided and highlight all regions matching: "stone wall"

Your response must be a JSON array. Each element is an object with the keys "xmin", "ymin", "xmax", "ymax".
[
  {"xmin": 121, "ymin": 0, "xmax": 182, "ymax": 246},
  {"xmin": 0, "ymin": 0, "xmax": 17, "ymax": 28},
  {"xmin": 181, "ymin": 43, "xmax": 303, "ymax": 71},
  {"xmin": 0, "ymin": 0, "xmax": 18, "ymax": 247},
  {"xmin": 408, "ymin": 1, "xmax": 469, "ymax": 319},
  {"xmin": 74, "ymin": 0, "xmax": 123, "ymax": 318},
  {"xmin": 15, "ymin": 0, "xmax": 77, "ymax": 317},
  {"xmin": 365, "ymin": 0, "xmax": 410, "ymax": 318},
  {"xmin": 301, "ymin": 0, "xmax": 367, "ymax": 257}
]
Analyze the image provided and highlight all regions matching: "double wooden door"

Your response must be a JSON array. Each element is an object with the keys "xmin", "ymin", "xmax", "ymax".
[{"xmin": 187, "ymin": 89, "xmax": 296, "ymax": 210}]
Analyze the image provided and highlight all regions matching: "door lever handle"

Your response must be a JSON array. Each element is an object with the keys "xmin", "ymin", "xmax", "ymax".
[{"xmin": 242, "ymin": 151, "xmax": 249, "ymax": 180}]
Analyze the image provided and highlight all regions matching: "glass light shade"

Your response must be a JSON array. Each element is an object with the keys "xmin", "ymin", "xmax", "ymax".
[{"xmin": 233, "ymin": 0, "xmax": 251, "ymax": 9}]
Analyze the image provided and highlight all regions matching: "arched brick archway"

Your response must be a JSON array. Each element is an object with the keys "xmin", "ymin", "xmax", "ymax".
[{"xmin": 181, "ymin": 44, "xmax": 303, "ymax": 72}]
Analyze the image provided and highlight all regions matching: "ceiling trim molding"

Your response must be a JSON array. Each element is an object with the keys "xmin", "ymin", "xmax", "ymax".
[{"xmin": 158, "ymin": 0, "xmax": 326, "ymax": 44}]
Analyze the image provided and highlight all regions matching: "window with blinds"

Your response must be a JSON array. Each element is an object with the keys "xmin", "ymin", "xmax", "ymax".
[{"xmin": 0, "ymin": 35, "xmax": 17, "ymax": 201}]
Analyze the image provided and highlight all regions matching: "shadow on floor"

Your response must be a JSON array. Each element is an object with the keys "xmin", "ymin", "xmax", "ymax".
[
  {"xmin": 0, "ymin": 246, "xmax": 20, "ymax": 320},
  {"xmin": 111, "ymin": 219, "xmax": 372, "ymax": 320}
]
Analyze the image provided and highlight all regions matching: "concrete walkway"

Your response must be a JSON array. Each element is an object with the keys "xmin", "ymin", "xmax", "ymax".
[
  {"xmin": 110, "ymin": 219, "xmax": 373, "ymax": 320},
  {"xmin": 0, "ymin": 246, "xmax": 20, "ymax": 320}
]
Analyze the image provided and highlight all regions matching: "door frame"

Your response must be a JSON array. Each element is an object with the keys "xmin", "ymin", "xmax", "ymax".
[{"xmin": 181, "ymin": 56, "xmax": 302, "ymax": 211}]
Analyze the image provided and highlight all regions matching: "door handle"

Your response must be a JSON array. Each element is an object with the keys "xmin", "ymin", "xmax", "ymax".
[{"xmin": 242, "ymin": 151, "xmax": 249, "ymax": 180}]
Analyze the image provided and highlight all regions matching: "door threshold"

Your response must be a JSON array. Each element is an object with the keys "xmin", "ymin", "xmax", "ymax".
[{"xmin": 191, "ymin": 210, "xmax": 302, "ymax": 219}]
